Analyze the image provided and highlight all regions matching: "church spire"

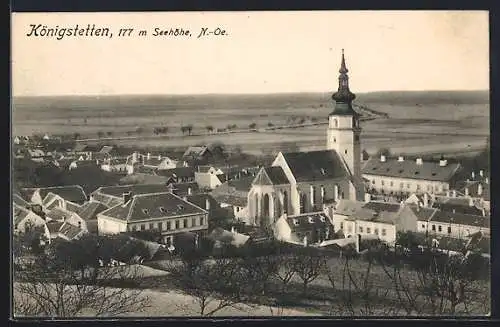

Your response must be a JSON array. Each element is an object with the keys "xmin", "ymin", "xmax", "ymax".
[{"xmin": 331, "ymin": 49, "xmax": 357, "ymax": 116}]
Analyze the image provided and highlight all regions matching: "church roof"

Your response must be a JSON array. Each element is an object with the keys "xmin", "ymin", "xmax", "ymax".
[{"xmin": 281, "ymin": 150, "xmax": 349, "ymax": 182}]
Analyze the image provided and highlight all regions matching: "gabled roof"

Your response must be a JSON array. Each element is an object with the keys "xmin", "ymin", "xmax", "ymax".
[
  {"xmin": 90, "ymin": 192, "xmax": 123, "ymax": 208},
  {"xmin": 433, "ymin": 201, "xmax": 484, "ymax": 216},
  {"xmin": 46, "ymin": 207, "xmax": 74, "ymax": 222},
  {"xmin": 46, "ymin": 221, "xmax": 65, "ymax": 234},
  {"xmin": 99, "ymin": 145, "xmax": 114, "ymax": 154},
  {"xmin": 334, "ymin": 200, "xmax": 366, "ymax": 216},
  {"xmin": 362, "ymin": 202, "xmax": 401, "ymax": 213},
  {"xmin": 13, "ymin": 194, "xmax": 31, "ymax": 208},
  {"xmin": 13, "ymin": 204, "xmax": 35, "ymax": 226},
  {"xmin": 73, "ymin": 143, "xmax": 91, "ymax": 152},
  {"xmin": 78, "ymin": 201, "xmax": 110, "ymax": 220},
  {"xmin": 100, "ymin": 192, "xmax": 207, "ymax": 222},
  {"xmin": 134, "ymin": 166, "xmax": 158, "ymax": 175},
  {"xmin": 184, "ymin": 193, "xmax": 217, "ymax": 211},
  {"xmin": 119, "ymin": 173, "xmax": 169, "ymax": 185},
  {"xmin": 410, "ymin": 206, "xmax": 438, "ymax": 221},
  {"xmin": 143, "ymin": 157, "xmax": 165, "ymax": 167},
  {"xmin": 227, "ymin": 176, "xmax": 254, "ymax": 192},
  {"xmin": 456, "ymin": 180, "xmax": 490, "ymax": 200},
  {"xmin": 211, "ymin": 193, "xmax": 248, "ymax": 207},
  {"xmin": 37, "ymin": 186, "xmax": 87, "ymax": 205},
  {"xmin": 93, "ymin": 184, "xmax": 171, "ymax": 198},
  {"xmin": 197, "ymin": 165, "xmax": 215, "ymax": 173},
  {"xmin": 281, "ymin": 150, "xmax": 349, "ymax": 182},
  {"xmin": 183, "ymin": 146, "xmax": 210, "ymax": 158},
  {"xmin": 155, "ymin": 167, "xmax": 196, "ymax": 179},
  {"xmin": 58, "ymin": 222, "xmax": 85, "ymax": 240},
  {"xmin": 362, "ymin": 157, "xmax": 461, "ymax": 182},
  {"xmin": 259, "ymin": 166, "xmax": 289, "ymax": 185},
  {"xmin": 171, "ymin": 182, "xmax": 199, "ymax": 196},
  {"xmin": 430, "ymin": 210, "xmax": 489, "ymax": 229}
]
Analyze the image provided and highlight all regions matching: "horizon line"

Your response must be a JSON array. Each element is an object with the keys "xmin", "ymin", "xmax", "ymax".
[{"xmin": 11, "ymin": 89, "xmax": 490, "ymax": 98}]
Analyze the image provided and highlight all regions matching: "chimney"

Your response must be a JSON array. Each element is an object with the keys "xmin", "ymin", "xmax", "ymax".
[
  {"xmin": 398, "ymin": 156, "xmax": 404, "ymax": 162},
  {"xmin": 446, "ymin": 190, "xmax": 450, "ymax": 197},
  {"xmin": 187, "ymin": 187, "xmax": 192, "ymax": 195},
  {"xmin": 355, "ymin": 234, "xmax": 361, "ymax": 253},
  {"xmin": 123, "ymin": 191, "xmax": 132, "ymax": 203},
  {"xmin": 482, "ymin": 208, "xmax": 486, "ymax": 217},
  {"xmin": 416, "ymin": 158, "xmax": 423, "ymax": 165},
  {"xmin": 364, "ymin": 193, "xmax": 371, "ymax": 203},
  {"xmin": 485, "ymin": 178, "xmax": 489, "ymax": 185},
  {"xmin": 158, "ymin": 154, "xmax": 162, "ymax": 160},
  {"xmin": 471, "ymin": 171, "xmax": 475, "ymax": 180},
  {"xmin": 132, "ymin": 152, "xmax": 137, "ymax": 162},
  {"xmin": 478, "ymin": 183, "xmax": 483, "ymax": 196},
  {"xmin": 468, "ymin": 197, "xmax": 474, "ymax": 207},
  {"xmin": 205, "ymin": 198, "xmax": 211, "ymax": 210},
  {"xmin": 303, "ymin": 235, "xmax": 308, "ymax": 247},
  {"xmin": 182, "ymin": 196, "xmax": 187, "ymax": 201},
  {"xmin": 380, "ymin": 155, "xmax": 386, "ymax": 162},
  {"xmin": 147, "ymin": 153, "xmax": 151, "ymax": 160},
  {"xmin": 417, "ymin": 202, "xmax": 421, "ymax": 212},
  {"xmin": 231, "ymin": 226, "xmax": 236, "ymax": 234},
  {"xmin": 452, "ymin": 190, "xmax": 457, "ymax": 197},
  {"xmin": 465, "ymin": 187, "xmax": 469, "ymax": 197},
  {"xmin": 480, "ymin": 170, "xmax": 484, "ymax": 177},
  {"xmin": 439, "ymin": 159, "xmax": 448, "ymax": 167}
]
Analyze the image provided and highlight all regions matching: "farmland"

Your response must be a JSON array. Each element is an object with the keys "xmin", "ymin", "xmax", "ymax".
[{"xmin": 12, "ymin": 90, "xmax": 489, "ymax": 156}]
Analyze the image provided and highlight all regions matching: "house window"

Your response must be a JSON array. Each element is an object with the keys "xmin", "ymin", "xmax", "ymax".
[
  {"xmin": 149, "ymin": 223, "xmax": 154, "ymax": 230},
  {"xmin": 192, "ymin": 217, "xmax": 197, "ymax": 227},
  {"xmin": 372, "ymin": 180, "xmax": 375, "ymax": 185},
  {"xmin": 166, "ymin": 237, "xmax": 172, "ymax": 247},
  {"xmin": 184, "ymin": 218, "xmax": 189, "ymax": 228},
  {"xmin": 347, "ymin": 225, "xmax": 352, "ymax": 233},
  {"xmin": 200, "ymin": 217, "xmax": 205, "ymax": 225},
  {"xmin": 334, "ymin": 138, "xmax": 336, "ymax": 143},
  {"xmin": 432, "ymin": 224, "xmax": 436, "ymax": 231},
  {"xmin": 417, "ymin": 184, "xmax": 421, "ymax": 190},
  {"xmin": 236, "ymin": 207, "xmax": 240, "ymax": 212},
  {"xmin": 175, "ymin": 220, "xmax": 180, "ymax": 229},
  {"xmin": 341, "ymin": 192, "xmax": 345, "ymax": 199},
  {"xmin": 381, "ymin": 180, "xmax": 385, "ymax": 186},
  {"xmin": 407, "ymin": 184, "xmax": 411, "ymax": 189},
  {"xmin": 421, "ymin": 224, "xmax": 425, "ymax": 229},
  {"xmin": 359, "ymin": 226, "xmax": 363, "ymax": 233},
  {"xmin": 381, "ymin": 229, "xmax": 386, "ymax": 236},
  {"xmin": 141, "ymin": 224, "xmax": 145, "ymax": 231},
  {"xmin": 374, "ymin": 228, "xmax": 379, "ymax": 235},
  {"xmin": 131, "ymin": 225, "xmax": 136, "ymax": 232},
  {"xmin": 390, "ymin": 181, "xmax": 394, "ymax": 187},
  {"xmin": 400, "ymin": 182, "xmax": 404, "ymax": 189},
  {"xmin": 438, "ymin": 225, "xmax": 442, "ymax": 232},
  {"xmin": 158, "ymin": 222, "xmax": 163, "ymax": 230},
  {"xmin": 427, "ymin": 185, "xmax": 432, "ymax": 191},
  {"xmin": 167, "ymin": 221, "xmax": 171, "ymax": 230},
  {"xmin": 367, "ymin": 227, "xmax": 371, "ymax": 234},
  {"xmin": 447, "ymin": 226, "xmax": 452, "ymax": 234},
  {"xmin": 344, "ymin": 149, "xmax": 348, "ymax": 155},
  {"xmin": 355, "ymin": 135, "xmax": 360, "ymax": 142},
  {"xmin": 340, "ymin": 222, "xmax": 344, "ymax": 230}
]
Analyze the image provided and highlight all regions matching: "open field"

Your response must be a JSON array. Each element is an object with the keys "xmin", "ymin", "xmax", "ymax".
[{"xmin": 12, "ymin": 91, "xmax": 489, "ymax": 156}]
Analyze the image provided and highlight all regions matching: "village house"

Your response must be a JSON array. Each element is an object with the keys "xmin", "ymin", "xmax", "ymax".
[
  {"xmin": 182, "ymin": 145, "xmax": 213, "ymax": 162},
  {"xmin": 69, "ymin": 159, "xmax": 99, "ymax": 170},
  {"xmin": 330, "ymin": 196, "xmax": 419, "ymax": 245},
  {"xmin": 77, "ymin": 201, "xmax": 110, "ymax": 233},
  {"xmin": 24, "ymin": 185, "xmax": 88, "ymax": 206},
  {"xmin": 42, "ymin": 191, "xmax": 82, "ymax": 212},
  {"xmin": 13, "ymin": 203, "xmax": 48, "ymax": 235},
  {"xmin": 210, "ymin": 176, "xmax": 254, "ymax": 221},
  {"xmin": 362, "ymin": 155, "xmax": 462, "ymax": 198},
  {"xmin": 194, "ymin": 165, "xmax": 225, "ymax": 190},
  {"xmin": 155, "ymin": 167, "xmax": 196, "ymax": 184},
  {"xmin": 46, "ymin": 220, "xmax": 87, "ymax": 242},
  {"xmin": 119, "ymin": 172, "xmax": 170, "ymax": 185},
  {"xmin": 100, "ymin": 158, "xmax": 128, "ymax": 173},
  {"xmin": 97, "ymin": 192, "xmax": 209, "ymax": 247},
  {"xmin": 455, "ymin": 171, "xmax": 490, "ymax": 212},
  {"xmin": 273, "ymin": 212, "xmax": 335, "ymax": 246},
  {"xmin": 415, "ymin": 206, "xmax": 490, "ymax": 239},
  {"xmin": 45, "ymin": 207, "xmax": 88, "ymax": 231}
]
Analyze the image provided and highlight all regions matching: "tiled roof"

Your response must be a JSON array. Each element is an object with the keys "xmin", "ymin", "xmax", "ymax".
[
  {"xmin": 362, "ymin": 157, "xmax": 461, "ymax": 182},
  {"xmin": 46, "ymin": 207, "xmax": 73, "ymax": 221},
  {"xmin": 227, "ymin": 176, "xmax": 254, "ymax": 192},
  {"xmin": 155, "ymin": 167, "xmax": 195, "ymax": 179},
  {"xmin": 197, "ymin": 165, "xmax": 213, "ymax": 173},
  {"xmin": 211, "ymin": 193, "xmax": 248, "ymax": 207},
  {"xmin": 334, "ymin": 200, "xmax": 367, "ymax": 216},
  {"xmin": 119, "ymin": 173, "xmax": 169, "ymax": 185},
  {"xmin": 59, "ymin": 222, "xmax": 84, "ymax": 240},
  {"xmin": 183, "ymin": 146, "xmax": 209, "ymax": 158},
  {"xmin": 431, "ymin": 210, "xmax": 489, "ymax": 229},
  {"xmin": 93, "ymin": 184, "xmax": 171, "ymax": 198},
  {"xmin": 143, "ymin": 157, "xmax": 164, "ymax": 167},
  {"xmin": 171, "ymin": 182, "xmax": 199, "ymax": 196},
  {"xmin": 185, "ymin": 193, "xmax": 217, "ymax": 211},
  {"xmin": 456, "ymin": 180, "xmax": 490, "ymax": 200},
  {"xmin": 38, "ymin": 186, "xmax": 87, "ymax": 205},
  {"xmin": 99, "ymin": 145, "xmax": 114, "ymax": 154},
  {"xmin": 73, "ymin": 143, "xmax": 91, "ymax": 152},
  {"xmin": 13, "ymin": 194, "xmax": 30, "ymax": 208},
  {"xmin": 13, "ymin": 204, "xmax": 31, "ymax": 225},
  {"xmin": 78, "ymin": 201, "xmax": 109, "ymax": 220},
  {"xmin": 362, "ymin": 202, "xmax": 401, "ymax": 213},
  {"xmin": 72, "ymin": 159, "xmax": 99, "ymax": 167},
  {"xmin": 46, "ymin": 221, "xmax": 65, "ymax": 234},
  {"xmin": 433, "ymin": 202, "xmax": 484, "ymax": 216},
  {"xmin": 217, "ymin": 174, "xmax": 228, "ymax": 183},
  {"xmin": 65, "ymin": 201, "xmax": 81, "ymax": 213},
  {"xmin": 134, "ymin": 166, "xmax": 158, "ymax": 175},
  {"xmin": 287, "ymin": 212, "xmax": 333, "ymax": 232},
  {"xmin": 282, "ymin": 150, "xmax": 349, "ymax": 182},
  {"xmin": 410, "ymin": 206, "xmax": 437, "ymax": 221},
  {"xmin": 100, "ymin": 192, "xmax": 207, "ymax": 222},
  {"xmin": 90, "ymin": 192, "xmax": 123, "ymax": 208},
  {"xmin": 263, "ymin": 166, "xmax": 289, "ymax": 185},
  {"xmin": 109, "ymin": 158, "xmax": 127, "ymax": 165}
]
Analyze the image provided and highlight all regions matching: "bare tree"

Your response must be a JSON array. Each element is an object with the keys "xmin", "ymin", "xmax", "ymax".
[
  {"xmin": 206, "ymin": 126, "xmax": 214, "ymax": 134},
  {"xmin": 168, "ymin": 254, "xmax": 249, "ymax": 316},
  {"xmin": 292, "ymin": 248, "xmax": 325, "ymax": 296},
  {"xmin": 13, "ymin": 234, "xmax": 151, "ymax": 318}
]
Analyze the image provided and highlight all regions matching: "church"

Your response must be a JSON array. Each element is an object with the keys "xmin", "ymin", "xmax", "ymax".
[{"xmin": 246, "ymin": 50, "xmax": 365, "ymax": 227}]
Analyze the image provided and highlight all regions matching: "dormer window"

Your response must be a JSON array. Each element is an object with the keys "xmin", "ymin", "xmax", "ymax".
[
  {"xmin": 293, "ymin": 219, "xmax": 299, "ymax": 226},
  {"xmin": 142, "ymin": 209, "xmax": 149, "ymax": 215},
  {"xmin": 177, "ymin": 205, "xmax": 185, "ymax": 210},
  {"xmin": 308, "ymin": 217, "xmax": 314, "ymax": 224},
  {"xmin": 159, "ymin": 207, "xmax": 166, "ymax": 214}
]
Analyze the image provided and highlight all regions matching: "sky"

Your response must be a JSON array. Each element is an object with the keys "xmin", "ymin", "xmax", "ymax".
[{"xmin": 11, "ymin": 11, "xmax": 489, "ymax": 96}]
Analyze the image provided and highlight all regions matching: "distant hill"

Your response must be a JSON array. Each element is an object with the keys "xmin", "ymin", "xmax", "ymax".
[{"xmin": 355, "ymin": 90, "xmax": 489, "ymax": 105}]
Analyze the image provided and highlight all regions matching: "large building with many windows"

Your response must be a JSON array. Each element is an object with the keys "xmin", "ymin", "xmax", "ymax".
[{"xmin": 97, "ymin": 191, "xmax": 209, "ymax": 246}]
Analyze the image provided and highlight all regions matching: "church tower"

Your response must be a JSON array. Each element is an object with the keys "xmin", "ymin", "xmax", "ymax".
[{"xmin": 327, "ymin": 49, "xmax": 362, "ymax": 183}]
